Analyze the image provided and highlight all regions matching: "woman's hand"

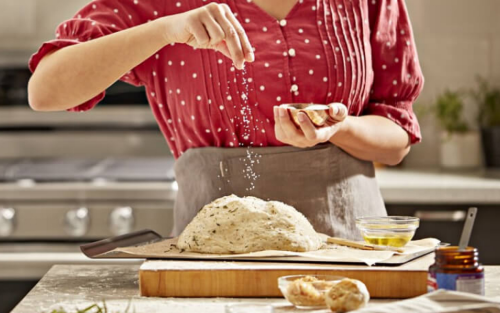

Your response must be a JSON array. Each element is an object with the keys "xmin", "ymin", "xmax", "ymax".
[
  {"xmin": 164, "ymin": 3, "xmax": 254, "ymax": 69},
  {"xmin": 274, "ymin": 103, "xmax": 348, "ymax": 148}
]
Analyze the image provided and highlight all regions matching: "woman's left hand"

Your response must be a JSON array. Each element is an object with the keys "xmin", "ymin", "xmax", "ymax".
[{"xmin": 274, "ymin": 103, "xmax": 348, "ymax": 148}]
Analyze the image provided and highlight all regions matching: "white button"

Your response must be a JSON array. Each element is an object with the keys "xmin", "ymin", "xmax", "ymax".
[
  {"xmin": 279, "ymin": 19, "xmax": 287, "ymax": 27},
  {"xmin": 291, "ymin": 84, "xmax": 299, "ymax": 92},
  {"xmin": 288, "ymin": 48, "xmax": 296, "ymax": 57}
]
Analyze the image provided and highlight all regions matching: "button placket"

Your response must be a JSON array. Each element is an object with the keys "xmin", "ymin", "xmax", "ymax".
[{"xmin": 277, "ymin": 18, "xmax": 299, "ymax": 101}]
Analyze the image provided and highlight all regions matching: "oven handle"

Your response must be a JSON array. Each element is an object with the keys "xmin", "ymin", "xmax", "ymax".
[{"xmin": 414, "ymin": 210, "xmax": 467, "ymax": 222}]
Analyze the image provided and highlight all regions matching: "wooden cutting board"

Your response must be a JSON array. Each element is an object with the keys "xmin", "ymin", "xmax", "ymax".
[{"xmin": 139, "ymin": 253, "xmax": 434, "ymax": 299}]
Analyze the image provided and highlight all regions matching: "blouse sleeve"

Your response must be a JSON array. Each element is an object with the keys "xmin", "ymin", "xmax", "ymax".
[
  {"xmin": 29, "ymin": 0, "xmax": 160, "ymax": 112},
  {"xmin": 364, "ymin": 0, "xmax": 424, "ymax": 144}
]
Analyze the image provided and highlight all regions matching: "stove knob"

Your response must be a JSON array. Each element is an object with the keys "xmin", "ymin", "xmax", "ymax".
[
  {"xmin": 64, "ymin": 207, "xmax": 90, "ymax": 237},
  {"xmin": 0, "ymin": 207, "xmax": 16, "ymax": 237},
  {"xmin": 109, "ymin": 206, "xmax": 134, "ymax": 236}
]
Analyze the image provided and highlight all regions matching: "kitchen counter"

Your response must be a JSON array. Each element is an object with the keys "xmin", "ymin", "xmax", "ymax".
[
  {"xmin": 11, "ymin": 264, "xmax": 500, "ymax": 313},
  {"xmin": 376, "ymin": 168, "xmax": 500, "ymax": 204}
]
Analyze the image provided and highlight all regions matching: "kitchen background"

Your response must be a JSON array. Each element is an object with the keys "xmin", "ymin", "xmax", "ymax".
[{"xmin": 0, "ymin": 0, "xmax": 499, "ymax": 312}]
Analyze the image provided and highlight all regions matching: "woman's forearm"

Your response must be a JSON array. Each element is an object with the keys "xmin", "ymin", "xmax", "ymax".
[
  {"xmin": 330, "ymin": 115, "xmax": 411, "ymax": 166},
  {"xmin": 28, "ymin": 17, "xmax": 171, "ymax": 112}
]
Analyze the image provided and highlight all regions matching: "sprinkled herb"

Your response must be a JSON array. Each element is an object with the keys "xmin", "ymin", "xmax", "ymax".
[{"xmin": 46, "ymin": 301, "xmax": 133, "ymax": 313}]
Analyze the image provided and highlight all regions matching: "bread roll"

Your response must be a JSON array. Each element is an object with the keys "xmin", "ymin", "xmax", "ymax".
[{"xmin": 325, "ymin": 279, "xmax": 370, "ymax": 312}]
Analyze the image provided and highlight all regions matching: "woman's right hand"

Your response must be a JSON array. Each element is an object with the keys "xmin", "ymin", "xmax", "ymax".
[{"xmin": 164, "ymin": 3, "xmax": 254, "ymax": 69}]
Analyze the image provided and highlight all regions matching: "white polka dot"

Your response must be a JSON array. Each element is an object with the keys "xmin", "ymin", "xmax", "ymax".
[
  {"xmin": 279, "ymin": 19, "xmax": 287, "ymax": 27},
  {"xmin": 338, "ymin": 4, "xmax": 343, "ymax": 9},
  {"xmin": 263, "ymin": 27, "xmax": 268, "ymax": 32},
  {"xmin": 114, "ymin": 9, "xmax": 119, "ymax": 13},
  {"xmin": 395, "ymin": 58, "xmax": 399, "ymax": 63},
  {"xmin": 151, "ymin": 92, "xmax": 155, "ymax": 97},
  {"xmin": 206, "ymin": 129, "xmax": 211, "ymax": 133},
  {"xmin": 152, "ymin": 71, "xmax": 156, "ymax": 76},
  {"xmin": 230, "ymin": 142, "xmax": 234, "ymax": 147},
  {"xmin": 312, "ymin": 5, "xmax": 316, "ymax": 10},
  {"xmin": 219, "ymin": 105, "xmax": 224, "ymax": 110},
  {"xmin": 159, "ymin": 104, "xmax": 163, "ymax": 108},
  {"xmin": 196, "ymin": 95, "xmax": 202, "ymax": 101},
  {"xmin": 406, "ymin": 40, "xmax": 411, "ymax": 46},
  {"xmin": 227, "ymin": 95, "xmax": 232, "ymax": 101},
  {"xmin": 283, "ymin": 51, "xmax": 288, "ymax": 57},
  {"xmin": 309, "ymin": 69, "xmax": 314, "ymax": 75},
  {"xmin": 92, "ymin": 4, "xmax": 97, "ymax": 9},
  {"xmin": 155, "ymin": 54, "xmax": 160, "ymax": 60},
  {"xmin": 277, "ymin": 96, "xmax": 282, "ymax": 101},
  {"xmin": 164, "ymin": 77, "xmax": 168, "ymax": 83},
  {"xmin": 191, "ymin": 116, "xmax": 195, "ymax": 120},
  {"xmin": 347, "ymin": 57, "xmax": 351, "ymax": 62},
  {"xmin": 278, "ymin": 73, "xmax": 283, "ymax": 78},
  {"xmin": 335, "ymin": 47, "xmax": 340, "ymax": 52},
  {"xmin": 260, "ymin": 85, "xmax": 265, "ymax": 91},
  {"xmin": 218, "ymin": 128, "xmax": 222, "ymax": 132},
  {"xmin": 298, "ymin": 28, "xmax": 304, "ymax": 34},
  {"xmin": 401, "ymin": 113, "xmax": 406, "ymax": 119},
  {"xmin": 176, "ymin": 89, "xmax": 181, "ymax": 94},
  {"xmin": 245, "ymin": 18, "xmax": 250, "ymax": 23},
  {"xmin": 315, "ymin": 55, "xmax": 321, "ymax": 60},
  {"xmin": 218, "ymin": 59, "xmax": 223, "ymax": 64},
  {"xmin": 192, "ymin": 73, "xmax": 197, "ymax": 78},
  {"xmin": 167, "ymin": 119, "xmax": 172, "ymax": 124},
  {"xmin": 264, "ymin": 62, "xmax": 270, "ymax": 67},
  {"xmin": 338, "ymin": 82, "xmax": 342, "ymax": 87},
  {"xmin": 393, "ymin": 80, "xmax": 398, "ymax": 85},
  {"xmin": 248, "ymin": 78, "xmax": 253, "ymax": 83},
  {"xmin": 276, "ymin": 40, "xmax": 281, "ymax": 44},
  {"xmin": 154, "ymin": 11, "xmax": 158, "ymax": 16},
  {"xmin": 304, "ymin": 39, "xmax": 310, "ymax": 44},
  {"xmin": 128, "ymin": 14, "xmax": 133, "ymax": 20},
  {"xmin": 323, "ymin": 77, "xmax": 328, "ymax": 82},
  {"xmin": 180, "ymin": 61, "xmax": 185, "ymax": 66},
  {"xmin": 168, "ymin": 61, "xmax": 172, "ymax": 66},
  {"xmin": 176, "ymin": 2, "xmax": 181, "ymax": 7},
  {"xmin": 181, "ymin": 100, "xmax": 186, "ymax": 106},
  {"xmin": 382, "ymin": 64, "xmax": 387, "ymax": 70}
]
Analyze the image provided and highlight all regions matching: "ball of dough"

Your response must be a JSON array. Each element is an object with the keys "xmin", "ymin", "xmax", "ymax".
[
  {"xmin": 177, "ymin": 195, "xmax": 323, "ymax": 254},
  {"xmin": 325, "ymin": 279, "xmax": 370, "ymax": 312}
]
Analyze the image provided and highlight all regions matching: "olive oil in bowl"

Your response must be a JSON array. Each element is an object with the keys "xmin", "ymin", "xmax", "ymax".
[{"xmin": 356, "ymin": 216, "xmax": 420, "ymax": 248}]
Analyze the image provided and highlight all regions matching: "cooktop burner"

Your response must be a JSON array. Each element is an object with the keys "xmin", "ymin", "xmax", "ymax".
[{"xmin": 0, "ymin": 157, "xmax": 175, "ymax": 182}]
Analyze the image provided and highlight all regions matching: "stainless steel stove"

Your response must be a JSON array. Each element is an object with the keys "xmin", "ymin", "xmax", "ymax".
[{"xmin": 0, "ymin": 67, "xmax": 176, "ymax": 312}]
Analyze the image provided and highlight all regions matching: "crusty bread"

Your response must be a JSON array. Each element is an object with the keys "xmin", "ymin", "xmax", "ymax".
[
  {"xmin": 325, "ymin": 279, "xmax": 370, "ymax": 312},
  {"xmin": 177, "ymin": 195, "xmax": 323, "ymax": 254}
]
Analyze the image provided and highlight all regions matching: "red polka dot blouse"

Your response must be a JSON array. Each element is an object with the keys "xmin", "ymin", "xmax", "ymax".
[{"xmin": 30, "ymin": 0, "xmax": 424, "ymax": 159}]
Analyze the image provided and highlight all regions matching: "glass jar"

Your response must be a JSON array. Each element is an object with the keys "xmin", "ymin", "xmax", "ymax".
[{"xmin": 428, "ymin": 246, "xmax": 484, "ymax": 295}]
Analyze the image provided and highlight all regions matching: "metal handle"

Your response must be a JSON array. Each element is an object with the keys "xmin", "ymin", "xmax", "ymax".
[
  {"xmin": 414, "ymin": 210, "xmax": 466, "ymax": 222},
  {"xmin": 0, "ymin": 207, "xmax": 16, "ymax": 237}
]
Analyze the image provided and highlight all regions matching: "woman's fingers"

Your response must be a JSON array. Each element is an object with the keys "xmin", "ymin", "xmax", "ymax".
[
  {"xmin": 297, "ymin": 112, "xmax": 318, "ymax": 142},
  {"xmin": 222, "ymin": 4, "xmax": 254, "ymax": 63},
  {"xmin": 329, "ymin": 102, "xmax": 348, "ymax": 122},
  {"xmin": 210, "ymin": 5, "xmax": 245, "ymax": 69},
  {"xmin": 278, "ymin": 106, "xmax": 302, "ymax": 138},
  {"xmin": 200, "ymin": 14, "xmax": 226, "ymax": 47},
  {"xmin": 187, "ymin": 20, "xmax": 210, "ymax": 48}
]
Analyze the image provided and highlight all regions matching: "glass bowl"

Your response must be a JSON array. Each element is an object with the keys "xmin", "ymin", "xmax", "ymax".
[
  {"xmin": 278, "ymin": 275, "xmax": 344, "ymax": 309},
  {"xmin": 356, "ymin": 216, "xmax": 420, "ymax": 248}
]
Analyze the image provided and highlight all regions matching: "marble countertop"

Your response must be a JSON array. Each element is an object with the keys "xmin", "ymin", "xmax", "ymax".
[
  {"xmin": 376, "ymin": 168, "xmax": 500, "ymax": 204},
  {"xmin": 11, "ymin": 264, "xmax": 500, "ymax": 313}
]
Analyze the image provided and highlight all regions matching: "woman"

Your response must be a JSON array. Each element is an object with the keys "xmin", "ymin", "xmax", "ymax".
[{"xmin": 28, "ymin": 0, "xmax": 424, "ymax": 239}]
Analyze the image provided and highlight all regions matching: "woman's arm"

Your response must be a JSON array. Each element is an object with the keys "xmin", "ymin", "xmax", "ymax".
[
  {"xmin": 330, "ymin": 115, "xmax": 411, "ymax": 166},
  {"xmin": 274, "ymin": 104, "xmax": 410, "ymax": 166},
  {"xmin": 28, "ymin": 3, "xmax": 253, "ymax": 112}
]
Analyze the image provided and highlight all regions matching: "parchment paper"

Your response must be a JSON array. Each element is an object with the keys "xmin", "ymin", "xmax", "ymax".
[{"xmin": 108, "ymin": 237, "xmax": 440, "ymax": 266}]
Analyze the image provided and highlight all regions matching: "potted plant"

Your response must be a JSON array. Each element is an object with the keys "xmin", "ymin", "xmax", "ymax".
[
  {"xmin": 472, "ymin": 78, "xmax": 500, "ymax": 168},
  {"xmin": 433, "ymin": 90, "xmax": 482, "ymax": 169}
]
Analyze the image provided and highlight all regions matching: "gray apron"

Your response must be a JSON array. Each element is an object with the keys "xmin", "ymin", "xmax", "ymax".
[{"xmin": 172, "ymin": 144, "xmax": 387, "ymax": 240}]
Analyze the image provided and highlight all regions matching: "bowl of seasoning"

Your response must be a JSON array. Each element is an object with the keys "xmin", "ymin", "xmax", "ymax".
[
  {"xmin": 278, "ymin": 275, "xmax": 344, "ymax": 309},
  {"xmin": 282, "ymin": 103, "xmax": 337, "ymax": 127},
  {"xmin": 355, "ymin": 216, "xmax": 420, "ymax": 248}
]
